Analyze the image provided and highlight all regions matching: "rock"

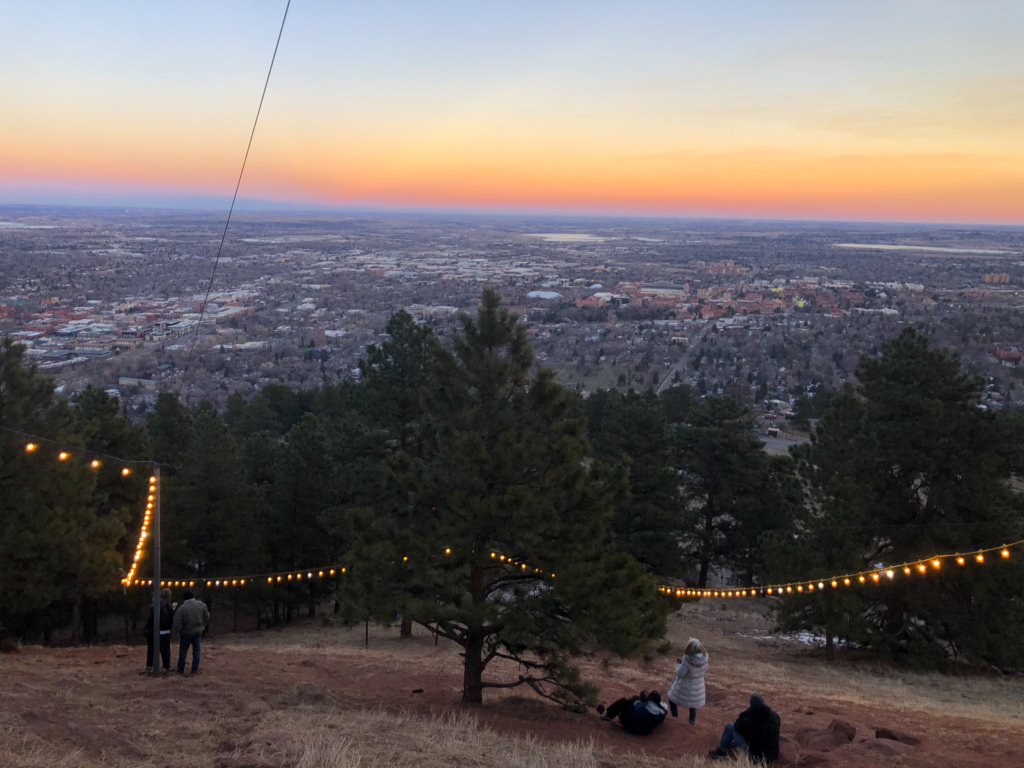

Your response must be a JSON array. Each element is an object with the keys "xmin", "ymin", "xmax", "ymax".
[
  {"xmin": 777, "ymin": 736, "xmax": 799, "ymax": 766},
  {"xmin": 795, "ymin": 727, "xmax": 850, "ymax": 752},
  {"xmin": 827, "ymin": 719, "xmax": 856, "ymax": 742},
  {"xmin": 797, "ymin": 756, "xmax": 831, "ymax": 768},
  {"xmin": 855, "ymin": 739, "xmax": 917, "ymax": 757},
  {"xmin": 296, "ymin": 683, "xmax": 326, "ymax": 703},
  {"xmin": 875, "ymin": 727, "xmax": 922, "ymax": 746}
]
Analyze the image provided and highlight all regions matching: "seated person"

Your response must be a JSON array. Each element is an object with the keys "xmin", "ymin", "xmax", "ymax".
[
  {"xmin": 600, "ymin": 690, "xmax": 669, "ymax": 735},
  {"xmin": 709, "ymin": 693, "xmax": 781, "ymax": 762}
]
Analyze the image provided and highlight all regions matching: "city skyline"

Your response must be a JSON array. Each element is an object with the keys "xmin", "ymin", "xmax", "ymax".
[{"xmin": 3, "ymin": 1, "xmax": 1023, "ymax": 224}]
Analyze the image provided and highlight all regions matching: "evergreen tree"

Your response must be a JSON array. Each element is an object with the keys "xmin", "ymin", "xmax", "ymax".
[
  {"xmin": 675, "ymin": 395, "xmax": 789, "ymax": 587},
  {"xmin": 769, "ymin": 384, "xmax": 878, "ymax": 660},
  {"xmin": 586, "ymin": 389, "xmax": 686, "ymax": 575},
  {"xmin": 0, "ymin": 340, "xmax": 124, "ymax": 640},
  {"xmin": 350, "ymin": 290, "xmax": 667, "ymax": 704}
]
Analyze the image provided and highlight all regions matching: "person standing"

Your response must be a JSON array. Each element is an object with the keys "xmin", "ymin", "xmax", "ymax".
[
  {"xmin": 668, "ymin": 637, "xmax": 709, "ymax": 725},
  {"xmin": 172, "ymin": 589, "xmax": 210, "ymax": 675},
  {"xmin": 144, "ymin": 588, "xmax": 174, "ymax": 673}
]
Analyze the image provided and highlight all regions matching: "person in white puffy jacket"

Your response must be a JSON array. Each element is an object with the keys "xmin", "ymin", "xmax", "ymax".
[{"xmin": 667, "ymin": 637, "xmax": 709, "ymax": 725}]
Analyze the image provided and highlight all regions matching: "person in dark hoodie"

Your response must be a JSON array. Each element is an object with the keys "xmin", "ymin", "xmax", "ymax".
[
  {"xmin": 599, "ymin": 690, "xmax": 669, "ymax": 735},
  {"xmin": 709, "ymin": 693, "xmax": 780, "ymax": 762},
  {"xmin": 143, "ymin": 588, "xmax": 174, "ymax": 673}
]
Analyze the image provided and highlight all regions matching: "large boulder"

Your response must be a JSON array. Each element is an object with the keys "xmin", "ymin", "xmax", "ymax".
[
  {"xmin": 827, "ymin": 719, "xmax": 856, "ymax": 742},
  {"xmin": 777, "ymin": 736, "xmax": 799, "ymax": 766}
]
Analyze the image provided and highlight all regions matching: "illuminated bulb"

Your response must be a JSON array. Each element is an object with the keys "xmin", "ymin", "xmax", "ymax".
[
  {"xmin": 786, "ymin": 586, "xmax": 792, "ymax": 593},
  {"xmin": 797, "ymin": 585, "xmax": 803, "ymax": 592},
  {"xmin": 232, "ymin": 580, "xmax": 237, "ymax": 586},
  {"xmin": 59, "ymin": 452, "xmax": 69, "ymax": 461},
  {"xmin": 917, "ymin": 564, "xmax": 926, "ymax": 573},
  {"xmin": 288, "ymin": 574, "xmax": 293, "ymax": 580},
  {"xmin": 329, "ymin": 569, "xmax": 335, "ymax": 575},
  {"xmin": 149, "ymin": 476, "xmax": 157, "ymax": 483},
  {"xmin": 1002, "ymin": 548, "xmax": 1010, "ymax": 559},
  {"xmin": 491, "ymin": 552, "xmax": 496, "ymax": 558},
  {"xmin": 976, "ymin": 553, "xmax": 985, "ymax": 563},
  {"xmin": 268, "ymin": 577, "xmax": 273, "ymax": 583},
  {"xmin": 872, "ymin": 573, "xmax": 880, "ymax": 581},
  {"xmin": 831, "ymin": 580, "xmax": 838, "ymax": 588},
  {"xmin": 521, "ymin": 564, "xmax": 527, "ymax": 570},
  {"xmin": 445, "ymin": 548, "xmax": 451, "ymax": 555},
  {"xmin": 25, "ymin": 443, "xmax": 37, "ymax": 452},
  {"xmin": 134, "ymin": 553, "xmax": 140, "ymax": 561},
  {"xmin": 91, "ymin": 460, "xmax": 100, "ymax": 469},
  {"xmin": 206, "ymin": 581, "xmax": 212, "ymax": 587},
  {"xmin": 307, "ymin": 572, "xmax": 312, "ymax": 578},
  {"xmin": 767, "ymin": 588, "xmax": 773, "ymax": 594},
  {"xmin": 932, "ymin": 559, "xmax": 941, "ymax": 569},
  {"xmin": 318, "ymin": 571, "xmax": 323, "ymax": 577},
  {"xmin": 277, "ymin": 576, "xmax": 282, "ymax": 582},
  {"xmin": 843, "ymin": 578, "xmax": 850, "ymax": 586},
  {"xmin": 341, "ymin": 568, "xmax": 346, "ymax": 573},
  {"xmin": 886, "ymin": 570, "xmax": 894, "ymax": 579},
  {"xmin": 904, "ymin": 567, "xmax": 911, "ymax": 575},
  {"xmin": 403, "ymin": 556, "xmax": 408, "ymax": 562},
  {"xmin": 189, "ymin": 582, "xmax": 194, "ymax": 587},
  {"xmin": 858, "ymin": 575, "xmax": 866, "ymax": 583},
  {"xmin": 818, "ymin": 582, "xmax": 825, "ymax": 589},
  {"xmin": 551, "ymin": 573, "xmax": 555, "ymax": 578},
  {"xmin": 742, "ymin": 590, "xmax": 747, "ymax": 596},
  {"xmin": 808, "ymin": 584, "xmax": 814, "ymax": 591},
  {"xmin": 957, "ymin": 556, "xmax": 965, "ymax": 565},
  {"xmin": 121, "ymin": 467, "xmax": 131, "ymax": 476},
  {"xmin": 500, "ymin": 556, "xmax": 505, "ymax": 561}
]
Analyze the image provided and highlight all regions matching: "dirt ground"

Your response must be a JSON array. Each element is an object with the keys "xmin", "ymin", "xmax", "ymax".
[{"xmin": 1, "ymin": 598, "xmax": 1022, "ymax": 767}]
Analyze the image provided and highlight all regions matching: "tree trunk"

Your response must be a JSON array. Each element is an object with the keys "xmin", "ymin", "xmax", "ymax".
[
  {"xmin": 825, "ymin": 622, "xmax": 835, "ymax": 662},
  {"xmin": 461, "ymin": 630, "xmax": 484, "ymax": 705},
  {"xmin": 400, "ymin": 611, "xmax": 413, "ymax": 638},
  {"xmin": 232, "ymin": 592, "xmax": 239, "ymax": 634},
  {"xmin": 698, "ymin": 558, "xmax": 710, "ymax": 589}
]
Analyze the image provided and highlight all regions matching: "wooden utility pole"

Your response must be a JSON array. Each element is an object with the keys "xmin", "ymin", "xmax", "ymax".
[{"xmin": 151, "ymin": 466, "xmax": 161, "ymax": 678}]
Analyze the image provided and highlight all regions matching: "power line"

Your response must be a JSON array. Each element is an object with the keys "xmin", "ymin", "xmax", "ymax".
[{"xmin": 177, "ymin": 0, "xmax": 292, "ymax": 399}]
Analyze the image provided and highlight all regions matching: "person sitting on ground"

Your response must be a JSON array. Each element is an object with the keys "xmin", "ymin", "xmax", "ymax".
[
  {"xmin": 668, "ymin": 637, "xmax": 709, "ymax": 725},
  {"xmin": 709, "ymin": 693, "xmax": 781, "ymax": 762},
  {"xmin": 600, "ymin": 690, "xmax": 669, "ymax": 735},
  {"xmin": 172, "ymin": 589, "xmax": 210, "ymax": 675}
]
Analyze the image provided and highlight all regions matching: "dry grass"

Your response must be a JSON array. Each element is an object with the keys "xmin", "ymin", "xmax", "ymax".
[{"xmin": 269, "ymin": 708, "xmax": 738, "ymax": 768}]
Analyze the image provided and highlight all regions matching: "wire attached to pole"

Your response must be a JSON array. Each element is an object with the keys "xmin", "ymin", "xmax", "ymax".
[{"xmin": 177, "ymin": 0, "xmax": 292, "ymax": 399}]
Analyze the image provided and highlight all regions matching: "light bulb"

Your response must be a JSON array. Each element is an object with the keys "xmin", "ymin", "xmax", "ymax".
[
  {"xmin": 25, "ymin": 443, "xmax": 37, "ymax": 452},
  {"xmin": 932, "ymin": 559, "xmax": 941, "ymax": 568},
  {"xmin": 59, "ymin": 452, "xmax": 69, "ymax": 461},
  {"xmin": 886, "ymin": 570, "xmax": 894, "ymax": 579},
  {"xmin": 121, "ymin": 468, "xmax": 131, "ymax": 476},
  {"xmin": 1002, "ymin": 548, "xmax": 1010, "ymax": 559},
  {"xmin": 91, "ymin": 460, "xmax": 100, "ymax": 469}
]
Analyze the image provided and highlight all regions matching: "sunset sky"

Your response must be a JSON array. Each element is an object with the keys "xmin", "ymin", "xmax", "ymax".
[{"xmin": 2, "ymin": 1, "xmax": 1023, "ymax": 223}]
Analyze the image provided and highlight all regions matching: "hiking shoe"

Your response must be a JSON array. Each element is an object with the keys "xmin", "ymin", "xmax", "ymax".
[{"xmin": 708, "ymin": 748, "xmax": 728, "ymax": 760}]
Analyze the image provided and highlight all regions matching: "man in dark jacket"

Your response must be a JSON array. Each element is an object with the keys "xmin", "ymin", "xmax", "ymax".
[
  {"xmin": 709, "ymin": 693, "xmax": 781, "ymax": 762},
  {"xmin": 173, "ymin": 589, "xmax": 210, "ymax": 675},
  {"xmin": 144, "ymin": 588, "xmax": 174, "ymax": 673}
]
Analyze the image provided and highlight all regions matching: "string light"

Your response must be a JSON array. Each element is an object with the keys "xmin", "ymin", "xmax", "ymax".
[
  {"xmin": 90, "ymin": 460, "xmax": 100, "ymax": 469},
  {"xmin": 1002, "ymin": 547, "xmax": 1010, "ymax": 559},
  {"xmin": 58, "ymin": 451, "xmax": 69, "ymax": 460},
  {"xmin": 121, "ymin": 467, "xmax": 131, "ymax": 476},
  {"xmin": 25, "ymin": 443, "xmax": 37, "ymax": 452}
]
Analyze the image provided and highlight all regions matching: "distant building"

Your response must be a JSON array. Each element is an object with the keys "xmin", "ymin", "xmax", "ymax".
[{"xmin": 983, "ymin": 273, "xmax": 1010, "ymax": 284}]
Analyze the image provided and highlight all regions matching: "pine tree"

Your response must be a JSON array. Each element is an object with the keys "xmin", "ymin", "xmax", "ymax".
[
  {"xmin": 586, "ymin": 389, "xmax": 686, "ymax": 575},
  {"xmin": 352, "ymin": 290, "xmax": 668, "ymax": 704}
]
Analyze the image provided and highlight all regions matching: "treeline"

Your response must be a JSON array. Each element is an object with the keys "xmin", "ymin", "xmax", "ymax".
[{"xmin": 2, "ymin": 289, "xmax": 1023, "ymax": 700}]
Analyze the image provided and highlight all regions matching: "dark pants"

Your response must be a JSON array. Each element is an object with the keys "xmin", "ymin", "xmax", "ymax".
[
  {"xmin": 718, "ymin": 722, "xmax": 749, "ymax": 754},
  {"xmin": 177, "ymin": 632, "xmax": 202, "ymax": 673},
  {"xmin": 669, "ymin": 702, "xmax": 698, "ymax": 723},
  {"xmin": 606, "ymin": 697, "xmax": 635, "ymax": 727},
  {"xmin": 147, "ymin": 632, "xmax": 171, "ymax": 669}
]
